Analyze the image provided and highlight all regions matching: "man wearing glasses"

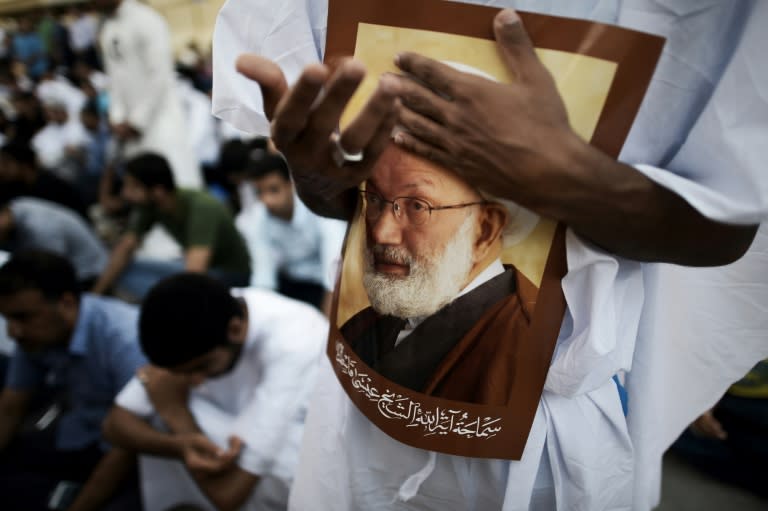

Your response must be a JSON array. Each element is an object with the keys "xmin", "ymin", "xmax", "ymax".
[{"xmin": 342, "ymin": 144, "xmax": 536, "ymax": 396}]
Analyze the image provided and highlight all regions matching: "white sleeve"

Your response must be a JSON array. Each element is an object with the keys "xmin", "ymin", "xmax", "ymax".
[
  {"xmin": 114, "ymin": 376, "xmax": 155, "ymax": 418},
  {"xmin": 127, "ymin": 11, "xmax": 175, "ymax": 132},
  {"xmin": 631, "ymin": 8, "xmax": 768, "ymax": 225},
  {"xmin": 231, "ymin": 299, "xmax": 328, "ymax": 480},
  {"xmin": 211, "ymin": 0, "xmax": 326, "ymax": 135}
]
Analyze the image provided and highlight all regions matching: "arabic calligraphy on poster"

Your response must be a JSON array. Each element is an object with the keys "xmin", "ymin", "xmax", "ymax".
[{"xmin": 335, "ymin": 340, "xmax": 503, "ymax": 439}]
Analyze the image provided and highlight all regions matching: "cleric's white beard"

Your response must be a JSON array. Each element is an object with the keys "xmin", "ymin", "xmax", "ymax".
[{"xmin": 363, "ymin": 213, "xmax": 476, "ymax": 319}]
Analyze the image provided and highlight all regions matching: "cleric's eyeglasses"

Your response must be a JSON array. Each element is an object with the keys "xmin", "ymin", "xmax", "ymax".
[{"xmin": 359, "ymin": 190, "xmax": 487, "ymax": 226}]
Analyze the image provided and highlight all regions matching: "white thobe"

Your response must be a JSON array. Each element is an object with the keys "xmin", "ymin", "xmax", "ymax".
[
  {"xmin": 36, "ymin": 76, "xmax": 87, "ymax": 122},
  {"xmin": 115, "ymin": 288, "xmax": 328, "ymax": 511},
  {"xmin": 177, "ymin": 78, "xmax": 220, "ymax": 166},
  {"xmin": 68, "ymin": 14, "xmax": 99, "ymax": 52},
  {"xmin": 31, "ymin": 120, "xmax": 90, "ymax": 179},
  {"xmin": 211, "ymin": 0, "xmax": 768, "ymax": 509},
  {"xmin": 99, "ymin": 0, "xmax": 201, "ymax": 188}
]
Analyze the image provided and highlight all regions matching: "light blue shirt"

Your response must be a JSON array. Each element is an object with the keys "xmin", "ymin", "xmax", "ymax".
[
  {"xmin": 245, "ymin": 196, "xmax": 346, "ymax": 291},
  {"xmin": 8, "ymin": 198, "xmax": 108, "ymax": 280},
  {"xmin": 5, "ymin": 294, "xmax": 146, "ymax": 450}
]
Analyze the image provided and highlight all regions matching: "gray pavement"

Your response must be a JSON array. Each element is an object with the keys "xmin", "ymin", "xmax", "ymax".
[{"xmin": 656, "ymin": 453, "xmax": 766, "ymax": 510}]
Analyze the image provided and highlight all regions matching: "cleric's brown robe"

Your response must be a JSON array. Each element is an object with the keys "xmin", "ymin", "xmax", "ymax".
[{"xmin": 341, "ymin": 266, "xmax": 539, "ymax": 406}]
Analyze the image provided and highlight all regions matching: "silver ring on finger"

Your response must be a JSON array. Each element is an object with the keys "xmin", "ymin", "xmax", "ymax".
[{"xmin": 330, "ymin": 132, "xmax": 364, "ymax": 167}]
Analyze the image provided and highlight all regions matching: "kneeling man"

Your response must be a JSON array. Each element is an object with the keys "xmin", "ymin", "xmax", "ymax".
[{"xmin": 103, "ymin": 273, "xmax": 327, "ymax": 511}]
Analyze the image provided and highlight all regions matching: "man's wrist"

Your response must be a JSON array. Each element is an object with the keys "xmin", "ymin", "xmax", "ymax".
[
  {"xmin": 157, "ymin": 406, "xmax": 199, "ymax": 435},
  {"xmin": 171, "ymin": 433, "xmax": 189, "ymax": 459}
]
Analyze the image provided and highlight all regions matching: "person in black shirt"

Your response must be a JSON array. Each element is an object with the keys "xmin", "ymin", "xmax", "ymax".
[{"xmin": 0, "ymin": 140, "xmax": 88, "ymax": 220}]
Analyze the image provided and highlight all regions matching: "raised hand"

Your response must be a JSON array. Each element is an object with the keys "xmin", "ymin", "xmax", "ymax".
[{"xmin": 236, "ymin": 55, "xmax": 401, "ymax": 219}]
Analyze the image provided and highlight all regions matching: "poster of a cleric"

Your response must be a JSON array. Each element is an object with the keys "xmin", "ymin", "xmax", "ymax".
[{"xmin": 324, "ymin": 0, "xmax": 663, "ymax": 460}]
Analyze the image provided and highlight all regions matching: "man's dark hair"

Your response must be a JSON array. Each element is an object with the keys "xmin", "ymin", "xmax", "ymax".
[
  {"xmin": 218, "ymin": 139, "xmax": 251, "ymax": 177},
  {"xmin": 0, "ymin": 139, "xmax": 37, "ymax": 167},
  {"xmin": 139, "ymin": 273, "xmax": 243, "ymax": 368},
  {"xmin": 124, "ymin": 153, "xmax": 176, "ymax": 191},
  {"xmin": 0, "ymin": 250, "xmax": 80, "ymax": 301},
  {"xmin": 80, "ymin": 99, "xmax": 100, "ymax": 119},
  {"xmin": 247, "ymin": 153, "xmax": 290, "ymax": 181},
  {"xmin": 218, "ymin": 137, "xmax": 270, "ymax": 177}
]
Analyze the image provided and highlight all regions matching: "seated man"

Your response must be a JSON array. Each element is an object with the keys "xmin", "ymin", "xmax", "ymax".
[
  {"xmin": 218, "ymin": 137, "xmax": 267, "ymax": 212},
  {"xmin": 0, "ymin": 139, "xmax": 88, "ymax": 220},
  {"xmin": 31, "ymin": 98, "xmax": 90, "ymax": 184},
  {"xmin": 92, "ymin": 153, "xmax": 252, "ymax": 300},
  {"xmin": 242, "ymin": 154, "xmax": 346, "ymax": 311},
  {"xmin": 102, "ymin": 273, "xmax": 327, "ymax": 511},
  {"xmin": 0, "ymin": 250, "xmax": 146, "ymax": 511},
  {"xmin": 0, "ymin": 197, "xmax": 108, "ymax": 288}
]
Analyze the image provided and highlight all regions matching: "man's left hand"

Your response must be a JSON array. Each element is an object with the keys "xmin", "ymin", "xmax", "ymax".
[
  {"xmin": 180, "ymin": 434, "xmax": 243, "ymax": 475},
  {"xmin": 112, "ymin": 122, "xmax": 141, "ymax": 142},
  {"xmin": 391, "ymin": 8, "xmax": 576, "ymax": 210}
]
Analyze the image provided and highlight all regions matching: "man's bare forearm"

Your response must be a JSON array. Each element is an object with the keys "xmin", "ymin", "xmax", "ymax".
[
  {"xmin": 66, "ymin": 448, "xmax": 136, "ymax": 511},
  {"xmin": 102, "ymin": 407, "xmax": 184, "ymax": 458},
  {"xmin": 0, "ymin": 390, "xmax": 30, "ymax": 451},
  {"xmin": 92, "ymin": 235, "xmax": 137, "ymax": 294},
  {"xmin": 190, "ymin": 465, "xmax": 260, "ymax": 511},
  {"xmin": 533, "ymin": 135, "xmax": 757, "ymax": 266}
]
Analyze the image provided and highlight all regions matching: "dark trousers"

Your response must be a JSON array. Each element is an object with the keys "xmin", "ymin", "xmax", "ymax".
[
  {"xmin": 0, "ymin": 427, "xmax": 101, "ymax": 510},
  {"xmin": 0, "ymin": 427, "xmax": 141, "ymax": 510},
  {"xmin": 277, "ymin": 272, "xmax": 325, "ymax": 310},
  {"xmin": 671, "ymin": 394, "xmax": 768, "ymax": 498}
]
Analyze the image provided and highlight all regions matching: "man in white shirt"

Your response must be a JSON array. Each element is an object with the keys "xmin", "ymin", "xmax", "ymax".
[
  {"xmin": 95, "ymin": 0, "xmax": 201, "ymax": 189},
  {"xmin": 212, "ymin": 1, "xmax": 768, "ymax": 509},
  {"xmin": 241, "ymin": 153, "xmax": 346, "ymax": 311},
  {"xmin": 31, "ymin": 99, "xmax": 90, "ymax": 183},
  {"xmin": 102, "ymin": 273, "xmax": 327, "ymax": 511}
]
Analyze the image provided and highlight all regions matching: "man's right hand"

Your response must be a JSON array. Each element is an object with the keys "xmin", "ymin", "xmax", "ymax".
[
  {"xmin": 690, "ymin": 409, "xmax": 728, "ymax": 440},
  {"xmin": 111, "ymin": 123, "xmax": 140, "ymax": 142},
  {"xmin": 235, "ymin": 55, "xmax": 401, "ymax": 219},
  {"xmin": 177, "ymin": 433, "xmax": 243, "ymax": 474}
]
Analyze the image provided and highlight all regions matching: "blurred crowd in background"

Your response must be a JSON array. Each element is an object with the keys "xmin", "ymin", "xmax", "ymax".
[{"xmin": 0, "ymin": 2, "xmax": 763, "ymax": 511}]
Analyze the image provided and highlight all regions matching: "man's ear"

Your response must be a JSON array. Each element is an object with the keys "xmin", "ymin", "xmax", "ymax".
[
  {"xmin": 228, "ymin": 315, "xmax": 247, "ymax": 344},
  {"xmin": 150, "ymin": 186, "xmax": 165, "ymax": 202},
  {"xmin": 57, "ymin": 292, "xmax": 80, "ymax": 326},
  {"xmin": 474, "ymin": 203, "xmax": 508, "ymax": 262}
]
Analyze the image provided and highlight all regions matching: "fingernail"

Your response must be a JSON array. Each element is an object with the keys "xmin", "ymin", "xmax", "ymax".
[
  {"xmin": 394, "ymin": 53, "xmax": 402, "ymax": 67},
  {"xmin": 394, "ymin": 132, "xmax": 404, "ymax": 144},
  {"xmin": 497, "ymin": 9, "xmax": 520, "ymax": 26}
]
